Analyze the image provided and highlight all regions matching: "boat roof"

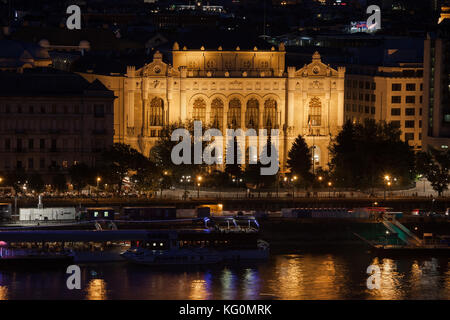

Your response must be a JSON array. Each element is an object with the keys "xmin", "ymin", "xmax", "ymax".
[{"xmin": 0, "ymin": 229, "xmax": 216, "ymax": 242}]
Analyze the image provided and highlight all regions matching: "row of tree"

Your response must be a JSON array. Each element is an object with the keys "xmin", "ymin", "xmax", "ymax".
[
  {"xmin": 2, "ymin": 119, "xmax": 449, "ymax": 196},
  {"xmin": 287, "ymin": 119, "xmax": 450, "ymax": 195}
]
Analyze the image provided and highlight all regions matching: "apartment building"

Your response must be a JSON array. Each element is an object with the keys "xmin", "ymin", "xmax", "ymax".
[{"xmin": 0, "ymin": 68, "xmax": 115, "ymax": 183}]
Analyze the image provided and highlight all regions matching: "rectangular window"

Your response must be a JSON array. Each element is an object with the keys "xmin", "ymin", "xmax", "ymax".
[
  {"xmin": 365, "ymin": 82, "xmax": 370, "ymax": 89},
  {"xmin": 40, "ymin": 158, "xmax": 45, "ymax": 169},
  {"xmin": 406, "ymin": 84, "xmax": 416, "ymax": 91},
  {"xmin": 365, "ymin": 94, "xmax": 370, "ymax": 101},
  {"xmin": 391, "ymin": 108, "xmax": 401, "ymax": 116},
  {"xmin": 5, "ymin": 138, "xmax": 10, "ymax": 150},
  {"xmin": 419, "ymin": 120, "xmax": 422, "ymax": 128},
  {"xmin": 392, "ymin": 84, "xmax": 402, "ymax": 91},
  {"xmin": 371, "ymin": 107, "xmax": 375, "ymax": 115},
  {"xmin": 391, "ymin": 96, "xmax": 401, "ymax": 103},
  {"xmin": 28, "ymin": 139, "xmax": 34, "ymax": 150},
  {"xmin": 405, "ymin": 120, "xmax": 415, "ymax": 128},
  {"xmin": 28, "ymin": 158, "xmax": 34, "ymax": 169},
  {"xmin": 405, "ymin": 108, "xmax": 415, "ymax": 116},
  {"xmin": 94, "ymin": 104, "xmax": 105, "ymax": 118},
  {"xmin": 371, "ymin": 94, "xmax": 376, "ymax": 102},
  {"xmin": 40, "ymin": 139, "xmax": 45, "ymax": 149},
  {"xmin": 359, "ymin": 81, "xmax": 364, "ymax": 89},
  {"xmin": 371, "ymin": 83, "xmax": 376, "ymax": 90},
  {"xmin": 406, "ymin": 96, "xmax": 416, "ymax": 104},
  {"xmin": 391, "ymin": 121, "xmax": 401, "ymax": 128},
  {"xmin": 365, "ymin": 106, "xmax": 370, "ymax": 114}
]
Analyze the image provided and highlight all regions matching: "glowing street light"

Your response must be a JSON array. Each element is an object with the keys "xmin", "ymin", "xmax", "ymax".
[{"xmin": 196, "ymin": 176, "xmax": 202, "ymax": 198}]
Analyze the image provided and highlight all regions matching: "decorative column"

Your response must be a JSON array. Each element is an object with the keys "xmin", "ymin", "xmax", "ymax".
[
  {"xmin": 125, "ymin": 66, "xmax": 136, "ymax": 129},
  {"xmin": 180, "ymin": 66, "xmax": 187, "ymax": 122}
]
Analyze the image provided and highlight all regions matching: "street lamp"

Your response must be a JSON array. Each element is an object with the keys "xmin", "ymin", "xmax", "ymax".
[
  {"xmin": 387, "ymin": 181, "xmax": 391, "ymax": 198},
  {"xmin": 196, "ymin": 176, "xmax": 202, "ymax": 198},
  {"xmin": 180, "ymin": 175, "xmax": 191, "ymax": 199},
  {"xmin": 328, "ymin": 181, "xmax": 332, "ymax": 197},
  {"xmin": 383, "ymin": 175, "xmax": 391, "ymax": 200},
  {"xmin": 291, "ymin": 175, "xmax": 297, "ymax": 198},
  {"xmin": 96, "ymin": 177, "xmax": 101, "ymax": 201}
]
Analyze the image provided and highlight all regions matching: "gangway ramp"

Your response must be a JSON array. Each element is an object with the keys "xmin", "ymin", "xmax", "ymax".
[
  {"xmin": 392, "ymin": 220, "xmax": 422, "ymax": 246},
  {"xmin": 382, "ymin": 220, "xmax": 421, "ymax": 247}
]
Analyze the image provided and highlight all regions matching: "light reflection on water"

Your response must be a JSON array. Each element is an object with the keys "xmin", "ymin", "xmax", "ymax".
[{"xmin": 0, "ymin": 253, "xmax": 449, "ymax": 300}]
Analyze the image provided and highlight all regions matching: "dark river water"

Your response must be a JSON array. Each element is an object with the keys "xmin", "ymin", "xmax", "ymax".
[{"xmin": 0, "ymin": 250, "xmax": 449, "ymax": 300}]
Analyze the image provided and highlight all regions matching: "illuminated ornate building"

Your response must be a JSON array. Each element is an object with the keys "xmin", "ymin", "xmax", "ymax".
[{"xmin": 80, "ymin": 44, "xmax": 346, "ymax": 171}]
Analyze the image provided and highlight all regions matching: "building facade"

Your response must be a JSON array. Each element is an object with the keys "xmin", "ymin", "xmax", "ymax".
[
  {"xmin": 80, "ymin": 45, "xmax": 346, "ymax": 172},
  {"xmin": 0, "ymin": 69, "xmax": 115, "ymax": 183},
  {"xmin": 423, "ymin": 23, "xmax": 450, "ymax": 151},
  {"xmin": 345, "ymin": 64, "xmax": 424, "ymax": 150}
]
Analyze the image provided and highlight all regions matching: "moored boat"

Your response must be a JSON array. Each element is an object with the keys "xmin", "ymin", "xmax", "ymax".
[{"xmin": 121, "ymin": 229, "xmax": 270, "ymax": 266}]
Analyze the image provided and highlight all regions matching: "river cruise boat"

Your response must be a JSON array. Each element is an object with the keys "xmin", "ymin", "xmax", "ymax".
[
  {"xmin": 0, "ymin": 247, "xmax": 73, "ymax": 267},
  {"xmin": 121, "ymin": 229, "xmax": 269, "ymax": 266}
]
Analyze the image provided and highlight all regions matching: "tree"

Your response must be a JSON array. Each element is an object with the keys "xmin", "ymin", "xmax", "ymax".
[
  {"xmin": 150, "ymin": 121, "xmax": 210, "ymax": 181},
  {"xmin": 225, "ymin": 136, "xmax": 243, "ymax": 182},
  {"xmin": 6, "ymin": 169, "xmax": 27, "ymax": 194},
  {"xmin": 52, "ymin": 174, "xmax": 67, "ymax": 193},
  {"xmin": 69, "ymin": 163, "xmax": 94, "ymax": 194},
  {"xmin": 100, "ymin": 143, "xmax": 150, "ymax": 194},
  {"xmin": 132, "ymin": 159, "xmax": 159, "ymax": 193},
  {"xmin": 329, "ymin": 119, "xmax": 415, "ymax": 190},
  {"xmin": 243, "ymin": 136, "xmax": 278, "ymax": 190},
  {"xmin": 287, "ymin": 134, "xmax": 313, "ymax": 185},
  {"xmin": 28, "ymin": 173, "xmax": 45, "ymax": 193},
  {"xmin": 416, "ymin": 148, "xmax": 450, "ymax": 196}
]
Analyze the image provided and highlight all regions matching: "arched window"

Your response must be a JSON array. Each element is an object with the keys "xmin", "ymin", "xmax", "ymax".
[
  {"xmin": 308, "ymin": 97, "xmax": 321, "ymax": 127},
  {"xmin": 149, "ymin": 97, "xmax": 164, "ymax": 126},
  {"xmin": 263, "ymin": 99, "xmax": 277, "ymax": 129},
  {"xmin": 193, "ymin": 98, "xmax": 206, "ymax": 123},
  {"xmin": 311, "ymin": 145, "xmax": 320, "ymax": 167},
  {"xmin": 210, "ymin": 98, "xmax": 224, "ymax": 129},
  {"xmin": 227, "ymin": 98, "xmax": 241, "ymax": 129},
  {"xmin": 245, "ymin": 98, "xmax": 259, "ymax": 129}
]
